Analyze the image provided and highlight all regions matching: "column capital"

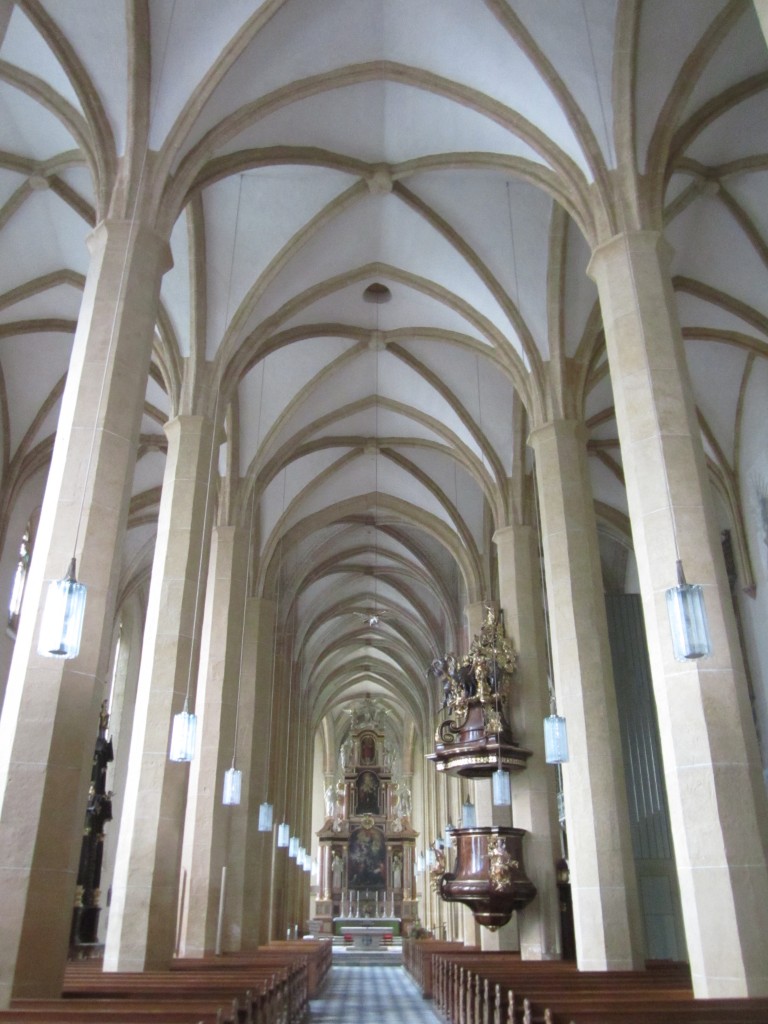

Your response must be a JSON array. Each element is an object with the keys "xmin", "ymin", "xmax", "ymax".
[
  {"xmin": 86, "ymin": 218, "xmax": 173, "ymax": 274},
  {"xmin": 527, "ymin": 417, "xmax": 587, "ymax": 452},
  {"xmin": 163, "ymin": 413, "xmax": 211, "ymax": 444},
  {"xmin": 492, "ymin": 523, "xmax": 518, "ymax": 548},
  {"xmin": 587, "ymin": 229, "xmax": 672, "ymax": 283}
]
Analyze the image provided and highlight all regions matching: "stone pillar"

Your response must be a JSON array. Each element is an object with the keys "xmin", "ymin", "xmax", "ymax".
[
  {"xmin": 464, "ymin": 600, "xmax": 485, "ymax": 643},
  {"xmin": 589, "ymin": 230, "xmax": 768, "ymax": 996},
  {"xmin": 0, "ymin": 220, "xmax": 169, "ymax": 1005},
  {"xmin": 99, "ymin": 598, "xmax": 145, "ymax": 943},
  {"xmin": 104, "ymin": 414, "xmax": 215, "ymax": 971},
  {"xmin": 178, "ymin": 523, "xmax": 248, "ymax": 956},
  {"xmin": 494, "ymin": 523, "xmax": 561, "ymax": 959},
  {"xmin": 529, "ymin": 419, "xmax": 644, "ymax": 971}
]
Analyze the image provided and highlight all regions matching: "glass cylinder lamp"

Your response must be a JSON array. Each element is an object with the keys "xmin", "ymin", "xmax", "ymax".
[
  {"xmin": 462, "ymin": 797, "xmax": 476, "ymax": 827},
  {"xmin": 38, "ymin": 558, "xmax": 87, "ymax": 659},
  {"xmin": 289, "ymin": 835, "xmax": 299, "ymax": 858},
  {"xmin": 492, "ymin": 767, "xmax": 511, "ymax": 806},
  {"xmin": 222, "ymin": 766, "xmax": 242, "ymax": 805},
  {"xmin": 666, "ymin": 560, "xmax": 712, "ymax": 661},
  {"xmin": 444, "ymin": 822, "xmax": 454, "ymax": 849},
  {"xmin": 169, "ymin": 698, "xmax": 198, "ymax": 762},
  {"xmin": 258, "ymin": 802, "xmax": 274, "ymax": 832},
  {"xmin": 277, "ymin": 821, "xmax": 290, "ymax": 847},
  {"xmin": 544, "ymin": 714, "xmax": 569, "ymax": 764}
]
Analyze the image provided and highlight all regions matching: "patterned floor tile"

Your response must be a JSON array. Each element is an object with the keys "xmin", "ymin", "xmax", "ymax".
[{"xmin": 309, "ymin": 964, "xmax": 442, "ymax": 1022}]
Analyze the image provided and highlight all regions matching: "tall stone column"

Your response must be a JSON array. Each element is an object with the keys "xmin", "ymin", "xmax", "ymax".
[
  {"xmin": 589, "ymin": 230, "xmax": 768, "ymax": 996},
  {"xmin": 529, "ymin": 419, "xmax": 644, "ymax": 971},
  {"xmin": 178, "ymin": 523, "xmax": 248, "ymax": 956},
  {"xmin": 494, "ymin": 522, "xmax": 561, "ymax": 960},
  {"xmin": 0, "ymin": 220, "xmax": 169, "ymax": 1005},
  {"xmin": 104, "ymin": 414, "xmax": 215, "ymax": 971}
]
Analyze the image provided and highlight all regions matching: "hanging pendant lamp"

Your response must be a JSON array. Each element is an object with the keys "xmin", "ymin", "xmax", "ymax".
[
  {"xmin": 258, "ymin": 802, "xmax": 274, "ymax": 831},
  {"xmin": 169, "ymin": 697, "xmax": 198, "ymax": 762},
  {"xmin": 222, "ymin": 763, "xmax": 242, "ymax": 805},
  {"xmin": 462, "ymin": 796, "xmax": 476, "ymax": 827},
  {"xmin": 277, "ymin": 821, "xmax": 290, "ymax": 847},
  {"xmin": 38, "ymin": 557, "xmax": 87, "ymax": 659},
  {"xmin": 492, "ymin": 767, "xmax": 511, "ymax": 806},
  {"xmin": 666, "ymin": 559, "xmax": 712, "ymax": 661},
  {"xmin": 543, "ymin": 713, "xmax": 569, "ymax": 764}
]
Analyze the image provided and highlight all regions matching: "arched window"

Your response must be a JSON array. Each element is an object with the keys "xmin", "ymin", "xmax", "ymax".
[{"xmin": 8, "ymin": 522, "xmax": 32, "ymax": 635}]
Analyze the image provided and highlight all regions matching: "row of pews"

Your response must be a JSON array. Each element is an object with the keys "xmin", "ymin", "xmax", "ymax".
[
  {"xmin": 403, "ymin": 940, "xmax": 768, "ymax": 1024},
  {"xmin": 0, "ymin": 940, "xmax": 331, "ymax": 1024}
]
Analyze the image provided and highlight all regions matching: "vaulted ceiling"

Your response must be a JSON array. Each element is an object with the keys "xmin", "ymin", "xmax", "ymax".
[{"xmin": 2, "ymin": 1, "xmax": 767, "ymax": 748}]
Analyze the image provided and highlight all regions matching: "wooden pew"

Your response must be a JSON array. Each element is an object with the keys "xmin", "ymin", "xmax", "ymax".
[
  {"xmin": 171, "ymin": 951, "xmax": 309, "ymax": 1019},
  {"xmin": 428, "ymin": 949, "xmax": 768, "ymax": 1024},
  {"xmin": 402, "ymin": 939, "xmax": 474, "ymax": 999},
  {"xmin": 1, "ymin": 941, "xmax": 322, "ymax": 1024},
  {"xmin": 1, "ymin": 997, "xmax": 231, "ymax": 1024},
  {"xmin": 256, "ymin": 941, "xmax": 332, "ymax": 997},
  {"xmin": 542, "ymin": 997, "xmax": 768, "ymax": 1024},
  {"xmin": 61, "ymin": 959, "xmax": 300, "ymax": 1024}
]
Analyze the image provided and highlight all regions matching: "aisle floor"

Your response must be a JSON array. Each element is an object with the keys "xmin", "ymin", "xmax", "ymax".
[{"xmin": 309, "ymin": 964, "xmax": 442, "ymax": 1022}]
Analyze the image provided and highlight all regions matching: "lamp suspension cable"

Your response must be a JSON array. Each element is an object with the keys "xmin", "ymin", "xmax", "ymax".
[
  {"xmin": 627, "ymin": 247, "xmax": 711, "ymax": 659},
  {"xmin": 369, "ymin": 305, "xmax": 382, "ymax": 625},
  {"xmin": 38, "ymin": 2, "xmax": 178, "ymax": 660},
  {"xmin": 168, "ymin": 388, "xmax": 220, "ymax": 763},
  {"xmin": 473, "ymin": 351, "xmax": 511, "ymax": 807},
  {"xmin": 531, "ymin": 457, "xmax": 569, "ymax": 827},
  {"xmin": 292, "ymin": 675, "xmax": 309, "ymax": 868},
  {"xmin": 251, "ymin": 358, "xmax": 276, "ymax": 830},
  {"xmin": 222, "ymin": 487, "xmax": 256, "ymax": 806},
  {"xmin": 275, "ymin": 470, "xmax": 291, "ymax": 847},
  {"xmin": 289, "ymin": 662, "xmax": 304, "ymax": 862},
  {"xmin": 174, "ymin": 172, "xmax": 245, "ymax": 764},
  {"xmin": 610, "ymin": 69, "xmax": 711, "ymax": 662},
  {"xmin": 491, "ymin": 628, "xmax": 511, "ymax": 807},
  {"xmin": 506, "ymin": 180, "xmax": 521, "ymax": 309}
]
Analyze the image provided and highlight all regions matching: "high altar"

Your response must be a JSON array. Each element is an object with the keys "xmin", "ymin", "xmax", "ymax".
[{"xmin": 313, "ymin": 698, "xmax": 419, "ymax": 936}]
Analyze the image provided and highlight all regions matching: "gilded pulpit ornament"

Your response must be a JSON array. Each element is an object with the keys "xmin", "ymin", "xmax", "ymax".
[
  {"xmin": 427, "ymin": 607, "xmax": 531, "ymax": 777},
  {"xmin": 429, "ymin": 841, "xmax": 446, "ymax": 893},
  {"xmin": 488, "ymin": 836, "xmax": 518, "ymax": 892}
]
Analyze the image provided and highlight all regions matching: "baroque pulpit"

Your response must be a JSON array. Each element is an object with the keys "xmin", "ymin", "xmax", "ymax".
[{"xmin": 428, "ymin": 608, "xmax": 537, "ymax": 929}]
